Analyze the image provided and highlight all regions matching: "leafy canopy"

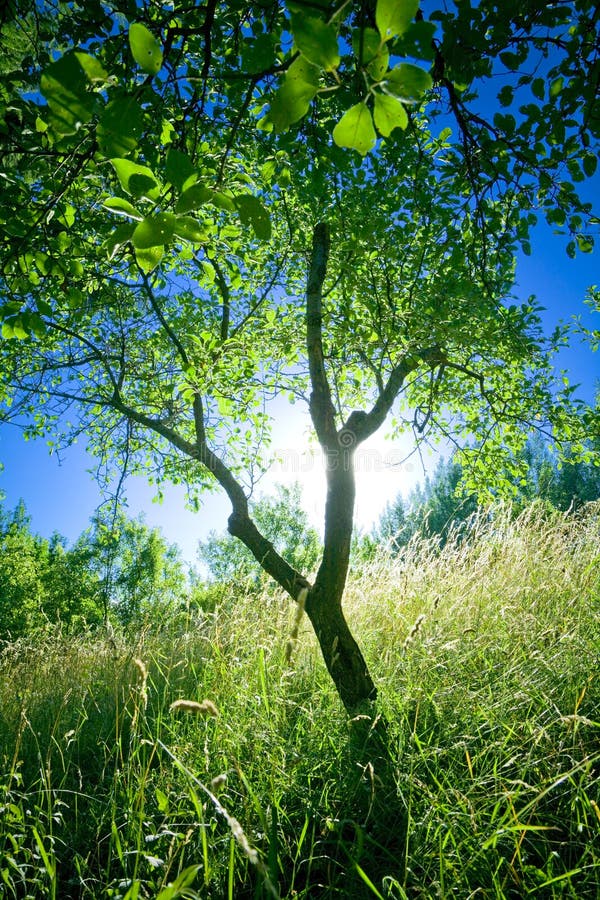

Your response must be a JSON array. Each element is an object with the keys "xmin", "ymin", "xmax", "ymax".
[{"xmin": 0, "ymin": 0, "xmax": 598, "ymax": 504}]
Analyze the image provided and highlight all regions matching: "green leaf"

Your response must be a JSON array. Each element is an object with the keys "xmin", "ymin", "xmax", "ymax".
[
  {"xmin": 290, "ymin": 14, "xmax": 340, "ymax": 70},
  {"xmin": 172, "ymin": 216, "xmax": 208, "ymax": 243},
  {"xmin": 352, "ymin": 27, "xmax": 382, "ymax": 65},
  {"xmin": 576, "ymin": 234, "xmax": 594, "ymax": 253},
  {"xmin": 97, "ymin": 95, "xmax": 144, "ymax": 158},
  {"xmin": 129, "ymin": 23, "xmax": 163, "ymax": 76},
  {"xmin": 353, "ymin": 28, "xmax": 390, "ymax": 81},
  {"xmin": 391, "ymin": 20, "xmax": 437, "ymax": 61},
  {"xmin": 135, "ymin": 245, "xmax": 165, "ymax": 272},
  {"xmin": 376, "ymin": 0, "xmax": 419, "ymax": 41},
  {"xmin": 105, "ymin": 222, "xmax": 136, "ymax": 259},
  {"xmin": 2, "ymin": 317, "xmax": 28, "ymax": 339},
  {"xmin": 74, "ymin": 51, "xmax": 107, "ymax": 83},
  {"xmin": 66, "ymin": 287, "xmax": 84, "ymax": 309},
  {"xmin": 546, "ymin": 207, "xmax": 566, "ymax": 227},
  {"xmin": 110, "ymin": 159, "xmax": 162, "ymax": 200},
  {"xmin": 175, "ymin": 184, "xmax": 235, "ymax": 214},
  {"xmin": 493, "ymin": 112, "xmax": 515, "ymax": 135},
  {"xmin": 234, "ymin": 195, "xmax": 272, "ymax": 240},
  {"xmin": 156, "ymin": 866, "xmax": 201, "ymax": 900},
  {"xmin": 498, "ymin": 85, "xmax": 513, "ymax": 108},
  {"xmin": 217, "ymin": 395, "xmax": 233, "ymax": 415},
  {"xmin": 499, "ymin": 51, "xmax": 521, "ymax": 71},
  {"xmin": 40, "ymin": 52, "xmax": 98, "ymax": 135},
  {"xmin": 265, "ymin": 56, "xmax": 320, "ymax": 131},
  {"xmin": 332, "ymin": 103, "xmax": 377, "ymax": 155},
  {"xmin": 583, "ymin": 153, "xmax": 597, "ymax": 178},
  {"xmin": 531, "ymin": 78, "xmax": 545, "ymax": 100},
  {"xmin": 550, "ymin": 76, "xmax": 564, "ymax": 97},
  {"xmin": 241, "ymin": 33, "xmax": 277, "ymax": 74},
  {"xmin": 202, "ymin": 260, "xmax": 216, "ymax": 283},
  {"xmin": 384, "ymin": 63, "xmax": 432, "ymax": 102},
  {"xmin": 373, "ymin": 93, "xmax": 408, "ymax": 136},
  {"xmin": 103, "ymin": 197, "xmax": 144, "ymax": 220},
  {"xmin": 155, "ymin": 788, "xmax": 169, "ymax": 814},
  {"xmin": 368, "ymin": 47, "xmax": 390, "ymax": 82},
  {"xmin": 36, "ymin": 299, "xmax": 53, "ymax": 317},
  {"xmin": 132, "ymin": 213, "xmax": 177, "ymax": 249},
  {"xmin": 211, "ymin": 192, "xmax": 236, "ymax": 212},
  {"xmin": 166, "ymin": 149, "xmax": 197, "ymax": 192}
]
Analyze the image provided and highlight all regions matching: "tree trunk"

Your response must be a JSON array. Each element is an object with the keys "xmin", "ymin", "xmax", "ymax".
[
  {"xmin": 304, "ymin": 222, "xmax": 379, "ymax": 714},
  {"xmin": 305, "ymin": 584, "xmax": 377, "ymax": 714},
  {"xmin": 304, "ymin": 442, "xmax": 377, "ymax": 714}
]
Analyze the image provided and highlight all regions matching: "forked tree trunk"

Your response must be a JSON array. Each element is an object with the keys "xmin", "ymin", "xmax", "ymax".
[
  {"xmin": 119, "ymin": 222, "xmax": 424, "ymax": 716},
  {"xmin": 201, "ymin": 222, "xmax": 418, "ymax": 715}
]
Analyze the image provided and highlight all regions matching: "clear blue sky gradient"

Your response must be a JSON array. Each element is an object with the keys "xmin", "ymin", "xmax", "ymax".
[{"xmin": 1, "ymin": 219, "xmax": 598, "ymax": 564}]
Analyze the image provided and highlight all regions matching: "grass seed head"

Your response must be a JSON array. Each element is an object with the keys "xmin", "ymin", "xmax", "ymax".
[{"xmin": 170, "ymin": 698, "xmax": 219, "ymax": 717}]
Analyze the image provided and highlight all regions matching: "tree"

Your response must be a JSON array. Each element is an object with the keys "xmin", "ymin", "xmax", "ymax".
[
  {"xmin": 0, "ymin": 500, "xmax": 48, "ymax": 639},
  {"xmin": 0, "ymin": 500, "xmax": 103, "ymax": 639},
  {"xmin": 75, "ymin": 509, "xmax": 189, "ymax": 625},
  {"xmin": 0, "ymin": 498, "xmax": 188, "ymax": 639},
  {"xmin": 376, "ymin": 435, "xmax": 600, "ymax": 555},
  {"xmin": 517, "ymin": 431, "xmax": 600, "ymax": 510},
  {"xmin": 0, "ymin": 1, "xmax": 598, "ymax": 712}
]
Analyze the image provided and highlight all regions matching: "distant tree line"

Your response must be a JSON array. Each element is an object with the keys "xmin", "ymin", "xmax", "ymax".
[
  {"xmin": 0, "ymin": 502, "xmax": 188, "ymax": 641},
  {"xmin": 0, "ymin": 482, "xmax": 320, "ymax": 642},
  {"xmin": 1, "ymin": 440, "xmax": 598, "ymax": 643},
  {"xmin": 370, "ymin": 434, "xmax": 600, "ymax": 555}
]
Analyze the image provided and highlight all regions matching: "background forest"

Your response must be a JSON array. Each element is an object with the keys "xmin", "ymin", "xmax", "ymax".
[{"xmin": 2, "ymin": 436, "xmax": 599, "ymax": 642}]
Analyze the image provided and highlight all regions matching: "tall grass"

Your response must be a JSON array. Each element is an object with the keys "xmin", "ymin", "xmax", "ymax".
[{"xmin": 1, "ymin": 502, "xmax": 599, "ymax": 898}]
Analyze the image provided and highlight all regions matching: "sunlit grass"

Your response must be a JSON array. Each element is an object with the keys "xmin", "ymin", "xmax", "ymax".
[{"xmin": 1, "ymin": 501, "xmax": 599, "ymax": 897}]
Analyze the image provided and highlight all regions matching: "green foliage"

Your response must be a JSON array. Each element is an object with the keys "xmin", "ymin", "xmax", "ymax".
[
  {"xmin": 0, "ymin": 0, "xmax": 596, "ymax": 493},
  {"xmin": 0, "ymin": 501, "xmax": 103, "ymax": 640},
  {"xmin": 516, "ymin": 433, "xmax": 600, "ymax": 511},
  {"xmin": 375, "ymin": 456, "xmax": 478, "ymax": 553},
  {"xmin": 39, "ymin": 52, "xmax": 104, "ymax": 135},
  {"xmin": 70, "ymin": 509, "xmax": 189, "ymax": 627},
  {"xmin": 0, "ymin": 500, "xmax": 49, "ymax": 639},
  {"xmin": 0, "ymin": 501, "xmax": 188, "ymax": 639}
]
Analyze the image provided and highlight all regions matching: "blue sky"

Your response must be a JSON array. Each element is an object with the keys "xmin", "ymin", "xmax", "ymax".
[{"xmin": 1, "ymin": 221, "xmax": 597, "ymax": 565}]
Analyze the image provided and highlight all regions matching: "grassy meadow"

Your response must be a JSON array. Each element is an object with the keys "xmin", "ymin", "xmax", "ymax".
[{"xmin": 1, "ymin": 502, "xmax": 599, "ymax": 898}]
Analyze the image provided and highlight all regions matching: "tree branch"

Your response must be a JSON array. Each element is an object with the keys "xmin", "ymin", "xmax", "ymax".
[
  {"xmin": 191, "ymin": 391, "xmax": 309, "ymax": 598},
  {"xmin": 347, "ymin": 347, "xmax": 446, "ymax": 444},
  {"xmin": 139, "ymin": 272, "xmax": 190, "ymax": 368},
  {"xmin": 306, "ymin": 222, "xmax": 338, "ymax": 450},
  {"xmin": 210, "ymin": 255, "xmax": 231, "ymax": 342}
]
